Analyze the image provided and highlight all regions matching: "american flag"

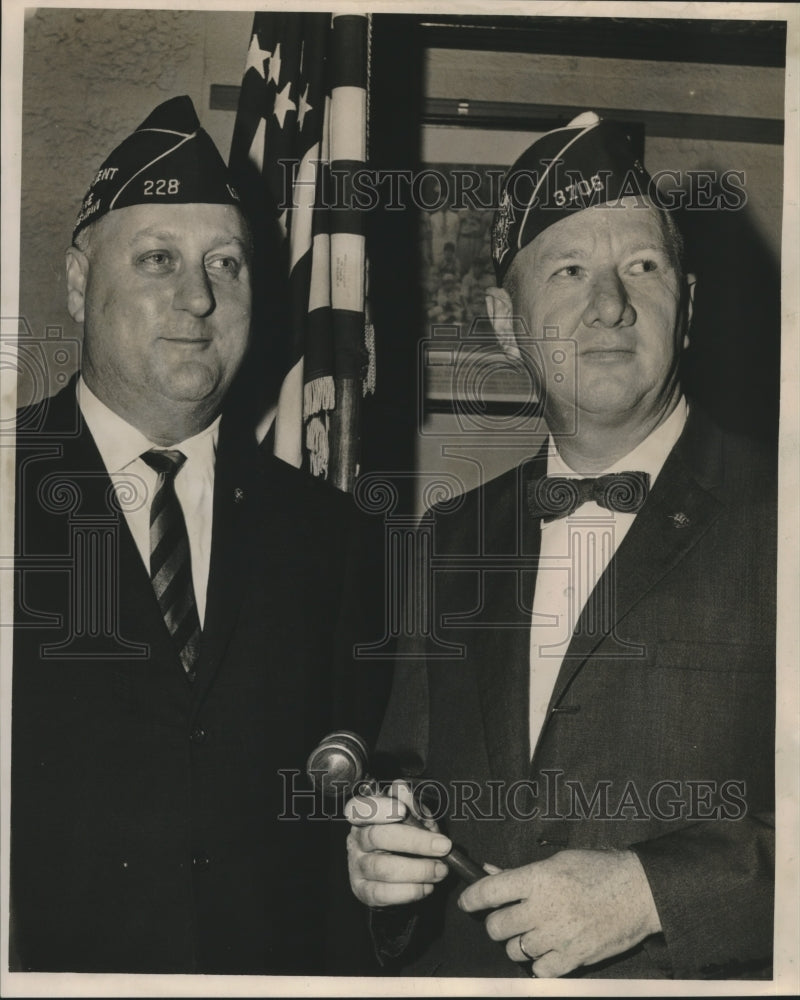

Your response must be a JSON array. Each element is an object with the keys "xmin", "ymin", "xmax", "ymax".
[{"xmin": 228, "ymin": 11, "xmax": 373, "ymax": 483}]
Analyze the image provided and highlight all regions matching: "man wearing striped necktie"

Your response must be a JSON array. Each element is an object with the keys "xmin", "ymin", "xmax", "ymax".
[{"xmin": 11, "ymin": 95, "xmax": 386, "ymax": 975}]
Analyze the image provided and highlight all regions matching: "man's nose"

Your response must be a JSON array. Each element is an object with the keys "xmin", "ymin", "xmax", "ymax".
[
  {"xmin": 173, "ymin": 264, "xmax": 215, "ymax": 317},
  {"xmin": 582, "ymin": 270, "xmax": 636, "ymax": 328}
]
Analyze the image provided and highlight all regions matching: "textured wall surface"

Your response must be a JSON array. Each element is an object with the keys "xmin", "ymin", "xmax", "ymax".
[{"xmin": 18, "ymin": 7, "xmax": 252, "ymax": 406}]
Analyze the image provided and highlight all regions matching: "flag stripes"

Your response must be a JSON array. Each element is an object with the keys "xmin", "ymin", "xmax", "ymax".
[{"xmin": 228, "ymin": 11, "xmax": 372, "ymax": 482}]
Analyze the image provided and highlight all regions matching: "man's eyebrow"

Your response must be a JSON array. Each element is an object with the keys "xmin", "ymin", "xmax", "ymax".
[
  {"xmin": 537, "ymin": 246, "xmax": 590, "ymax": 264},
  {"xmin": 128, "ymin": 229, "xmax": 248, "ymax": 250},
  {"xmin": 128, "ymin": 228, "xmax": 178, "ymax": 244},
  {"xmin": 622, "ymin": 241, "xmax": 669, "ymax": 257},
  {"xmin": 205, "ymin": 235, "xmax": 248, "ymax": 252}
]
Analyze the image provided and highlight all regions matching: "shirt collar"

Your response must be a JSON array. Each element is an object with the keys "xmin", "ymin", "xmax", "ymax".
[
  {"xmin": 547, "ymin": 397, "xmax": 689, "ymax": 486},
  {"xmin": 77, "ymin": 376, "xmax": 221, "ymax": 474}
]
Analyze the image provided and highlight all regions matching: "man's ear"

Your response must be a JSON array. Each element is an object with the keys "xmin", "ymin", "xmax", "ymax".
[
  {"xmin": 65, "ymin": 246, "xmax": 90, "ymax": 324},
  {"xmin": 683, "ymin": 273, "xmax": 697, "ymax": 349},
  {"xmin": 485, "ymin": 286, "xmax": 520, "ymax": 360}
]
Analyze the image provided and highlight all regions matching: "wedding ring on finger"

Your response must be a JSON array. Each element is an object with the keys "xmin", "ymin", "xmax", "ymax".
[{"xmin": 518, "ymin": 934, "xmax": 536, "ymax": 962}]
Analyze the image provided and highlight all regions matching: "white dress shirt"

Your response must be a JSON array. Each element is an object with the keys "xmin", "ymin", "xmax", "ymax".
[
  {"xmin": 528, "ymin": 399, "xmax": 689, "ymax": 757},
  {"xmin": 77, "ymin": 377, "xmax": 219, "ymax": 626}
]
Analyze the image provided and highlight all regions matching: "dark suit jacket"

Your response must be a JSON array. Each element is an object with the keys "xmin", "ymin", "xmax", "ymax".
[
  {"xmin": 374, "ymin": 407, "xmax": 776, "ymax": 979},
  {"xmin": 10, "ymin": 379, "xmax": 388, "ymax": 974}
]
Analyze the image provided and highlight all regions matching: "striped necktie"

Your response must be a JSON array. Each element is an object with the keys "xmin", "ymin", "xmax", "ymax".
[{"xmin": 141, "ymin": 449, "xmax": 201, "ymax": 679}]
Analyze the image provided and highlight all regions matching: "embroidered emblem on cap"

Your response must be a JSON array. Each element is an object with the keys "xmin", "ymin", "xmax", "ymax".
[{"xmin": 492, "ymin": 189, "xmax": 515, "ymax": 268}]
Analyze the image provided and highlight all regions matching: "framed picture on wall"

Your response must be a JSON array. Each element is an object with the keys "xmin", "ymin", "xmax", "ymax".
[{"xmin": 419, "ymin": 126, "xmax": 542, "ymax": 417}]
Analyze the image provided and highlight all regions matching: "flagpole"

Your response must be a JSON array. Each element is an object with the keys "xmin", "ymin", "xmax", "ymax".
[
  {"xmin": 327, "ymin": 11, "xmax": 371, "ymax": 493},
  {"xmin": 329, "ymin": 375, "xmax": 361, "ymax": 492}
]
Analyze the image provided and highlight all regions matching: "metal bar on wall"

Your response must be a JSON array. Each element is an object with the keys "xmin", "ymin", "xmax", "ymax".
[{"xmin": 422, "ymin": 99, "xmax": 785, "ymax": 146}]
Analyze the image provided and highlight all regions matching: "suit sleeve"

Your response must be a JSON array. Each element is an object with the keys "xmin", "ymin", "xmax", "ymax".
[
  {"xmin": 368, "ymin": 649, "xmax": 435, "ymax": 966},
  {"xmin": 631, "ymin": 813, "xmax": 774, "ymax": 978}
]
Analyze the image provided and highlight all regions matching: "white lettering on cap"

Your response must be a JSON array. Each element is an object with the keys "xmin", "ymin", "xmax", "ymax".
[{"xmin": 93, "ymin": 166, "xmax": 120, "ymax": 186}]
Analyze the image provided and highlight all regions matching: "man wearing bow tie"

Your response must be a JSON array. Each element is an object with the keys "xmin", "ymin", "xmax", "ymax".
[
  {"xmin": 10, "ymin": 95, "xmax": 383, "ymax": 975},
  {"xmin": 346, "ymin": 113, "xmax": 776, "ymax": 979}
]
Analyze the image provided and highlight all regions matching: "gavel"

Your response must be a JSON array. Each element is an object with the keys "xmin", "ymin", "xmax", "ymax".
[{"xmin": 306, "ymin": 730, "xmax": 487, "ymax": 885}]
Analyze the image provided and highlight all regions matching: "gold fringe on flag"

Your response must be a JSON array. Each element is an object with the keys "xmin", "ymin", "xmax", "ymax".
[
  {"xmin": 306, "ymin": 413, "xmax": 330, "ymax": 478},
  {"xmin": 304, "ymin": 375, "xmax": 336, "ymax": 419},
  {"xmin": 363, "ymin": 320, "xmax": 376, "ymax": 397}
]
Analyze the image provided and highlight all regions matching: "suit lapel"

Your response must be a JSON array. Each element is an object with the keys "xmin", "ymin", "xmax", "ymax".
[
  {"xmin": 190, "ymin": 413, "xmax": 259, "ymax": 707},
  {"xmin": 475, "ymin": 452, "xmax": 545, "ymax": 781},
  {"xmin": 545, "ymin": 407, "xmax": 726, "ymax": 712},
  {"xmin": 40, "ymin": 381, "xmax": 183, "ymax": 677}
]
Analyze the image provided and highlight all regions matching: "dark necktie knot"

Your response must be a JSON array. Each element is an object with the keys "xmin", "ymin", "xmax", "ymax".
[
  {"xmin": 141, "ymin": 448, "xmax": 187, "ymax": 478},
  {"xmin": 527, "ymin": 470, "xmax": 651, "ymax": 522}
]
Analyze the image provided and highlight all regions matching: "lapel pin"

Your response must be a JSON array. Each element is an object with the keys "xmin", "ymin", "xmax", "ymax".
[
  {"xmin": 669, "ymin": 512, "xmax": 690, "ymax": 528},
  {"xmin": 233, "ymin": 487, "xmax": 245, "ymax": 504}
]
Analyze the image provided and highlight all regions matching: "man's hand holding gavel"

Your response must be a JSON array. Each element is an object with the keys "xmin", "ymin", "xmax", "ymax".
[
  {"xmin": 345, "ymin": 781, "xmax": 662, "ymax": 977},
  {"xmin": 324, "ymin": 734, "xmax": 660, "ymax": 976},
  {"xmin": 345, "ymin": 780, "xmax": 454, "ymax": 908}
]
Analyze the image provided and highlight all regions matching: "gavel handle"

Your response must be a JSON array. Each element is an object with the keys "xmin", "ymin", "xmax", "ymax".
[
  {"xmin": 352, "ymin": 775, "xmax": 487, "ymax": 884},
  {"xmin": 401, "ymin": 811, "xmax": 487, "ymax": 884}
]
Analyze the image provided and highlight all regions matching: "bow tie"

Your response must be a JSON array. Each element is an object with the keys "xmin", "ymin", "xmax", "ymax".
[{"xmin": 526, "ymin": 471, "xmax": 651, "ymax": 522}]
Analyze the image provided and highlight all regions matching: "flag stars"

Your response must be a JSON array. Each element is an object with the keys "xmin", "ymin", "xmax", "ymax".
[
  {"xmin": 297, "ymin": 83, "xmax": 313, "ymax": 130},
  {"xmin": 273, "ymin": 80, "xmax": 297, "ymax": 129},
  {"xmin": 245, "ymin": 33, "xmax": 271, "ymax": 78},
  {"xmin": 268, "ymin": 42, "xmax": 282, "ymax": 86}
]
